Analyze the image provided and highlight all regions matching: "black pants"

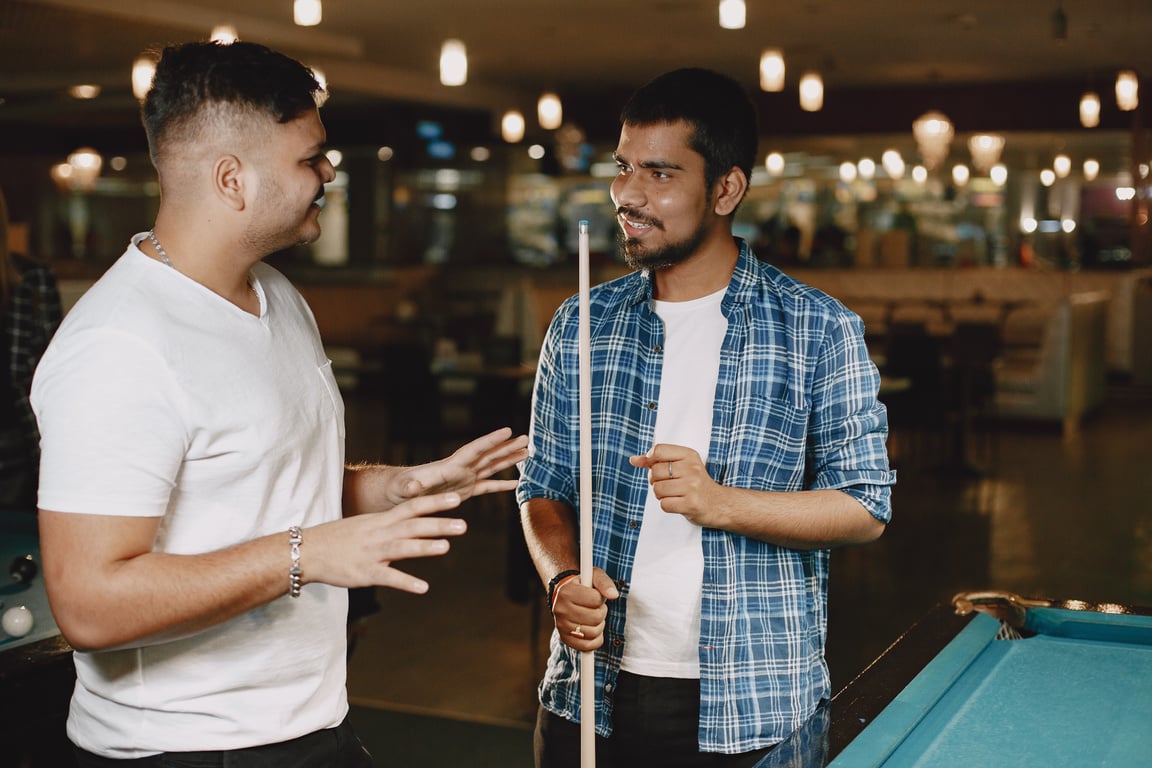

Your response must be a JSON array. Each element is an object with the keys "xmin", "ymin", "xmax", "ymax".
[
  {"xmin": 535, "ymin": 671, "xmax": 827, "ymax": 768},
  {"xmin": 73, "ymin": 716, "xmax": 373, "ymax": 768}
]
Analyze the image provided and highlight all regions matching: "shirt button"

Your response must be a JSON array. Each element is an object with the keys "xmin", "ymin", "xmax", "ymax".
[
  {"xmin": 628, "ymin": 520, "xmax": 639, "ymax": 529},
  {"xmin": 647, "ymin": 401, "xmax": 657, "ymax": 410},
  {"xmin": 613, "ymin": 638, "xmax": 623, "ymax": 647},
  {"xmin": 653, "ymin": 344, "xmax": 663, "ymax": 353},
  {"xmin": 604, "ymin": 683, "xmax": 613, "ymax": 693}
]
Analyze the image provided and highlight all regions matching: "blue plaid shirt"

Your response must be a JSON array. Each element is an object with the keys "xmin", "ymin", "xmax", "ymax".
[{"xmin": 516, "ymin": 240, "xmax": 895, "ymax": 753}]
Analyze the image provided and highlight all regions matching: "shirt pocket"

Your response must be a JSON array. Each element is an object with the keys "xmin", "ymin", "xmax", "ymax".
[{"xmin": 731, "ymin": 394, "xmax": 809, "ymax": 490}]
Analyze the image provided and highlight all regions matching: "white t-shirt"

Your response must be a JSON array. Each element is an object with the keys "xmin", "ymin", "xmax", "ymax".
[
  {"xmin": 620, "ymin": 287, "xmax": 727, "ymax": 678},
  {"xmin": 31, "ymin": 235, "xmax": 349, "ymax": 757}
]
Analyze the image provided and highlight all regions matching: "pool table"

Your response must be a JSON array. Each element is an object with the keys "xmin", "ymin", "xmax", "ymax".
[
  {"xmin": 827, "ymin": 590, "xmax": 1152, "ymax": 766},
  {"xmin": 0, "ymin": 510, "xmax": 75, "ymax": 766}
]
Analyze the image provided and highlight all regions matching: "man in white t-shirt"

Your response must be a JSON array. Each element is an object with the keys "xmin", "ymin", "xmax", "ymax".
[{"xmin": 31, "ymin": 40, "xmax": 526, "ymax": 767}]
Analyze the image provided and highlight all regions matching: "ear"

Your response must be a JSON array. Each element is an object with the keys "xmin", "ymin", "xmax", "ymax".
[
  {"xmin": 211, "ymin": 154, "xmax": 247, "ymax": 212},
  {"xmin": 712, "ymin": 167, "xmax": 748, "ymax": 217}
]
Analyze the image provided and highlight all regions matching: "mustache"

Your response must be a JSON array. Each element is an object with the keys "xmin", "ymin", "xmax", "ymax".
[{"xmin": 617, "ymin": 206, "xmax": 662, "ymax": 230}]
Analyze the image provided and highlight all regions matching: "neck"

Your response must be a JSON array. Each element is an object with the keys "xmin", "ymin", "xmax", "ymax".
[
  {"xmin": 144, "ymin": 228, "xmax": 260, "ymax": 315},
  {"xmin": 653, "ymin": 232, "xmax": 739, "ymax": 302}
]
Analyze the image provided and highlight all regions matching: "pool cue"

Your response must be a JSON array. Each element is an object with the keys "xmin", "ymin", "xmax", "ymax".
[{"xmin": 577, "ymin": 220, "xmax": 596, "ymax": 767}]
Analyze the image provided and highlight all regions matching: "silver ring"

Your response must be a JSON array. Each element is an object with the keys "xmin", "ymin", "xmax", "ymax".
[{"xmin": 668, "ymin": 461, "xmax": 674, "ymax": 478}]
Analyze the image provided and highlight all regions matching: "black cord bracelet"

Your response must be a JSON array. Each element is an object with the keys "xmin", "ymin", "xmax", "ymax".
[{"xmin": 546, "ymin": 569, "xmax": 581, "ymax": 608}]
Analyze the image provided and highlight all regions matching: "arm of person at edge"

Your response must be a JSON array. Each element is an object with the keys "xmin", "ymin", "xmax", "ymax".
[{"xmin": 39, "ymin": 427, "xmax": 528, "ymax": 653}]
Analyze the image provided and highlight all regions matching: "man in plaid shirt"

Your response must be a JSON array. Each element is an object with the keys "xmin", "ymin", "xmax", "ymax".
[{"xmin": 518, "ymin": 69, "xmax": 895, "ymax": 768}]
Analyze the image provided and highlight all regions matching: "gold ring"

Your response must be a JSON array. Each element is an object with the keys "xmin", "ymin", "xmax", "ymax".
[{"xmin": 570, "ymin": 625, "xmax": 585, "ymax": 638}]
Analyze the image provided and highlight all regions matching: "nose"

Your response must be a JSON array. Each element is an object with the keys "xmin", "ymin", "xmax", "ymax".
[
  {"xmin": 319, "ymin": 155, "xmax": 337, "ymax": 185},
  {"xmin": 611, "ymin": 172, "xmax": 643, "ymax": 211}
]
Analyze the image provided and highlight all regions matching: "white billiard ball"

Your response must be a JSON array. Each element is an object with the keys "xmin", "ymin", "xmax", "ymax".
[{"xmin": 1, "ymin": 605, "xmax": 34, "ymax": 637}]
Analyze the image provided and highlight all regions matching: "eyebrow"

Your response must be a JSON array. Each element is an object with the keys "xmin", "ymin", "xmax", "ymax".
[{"xmin": 613, "ymin": 152, "xmax": 685, "ymax": 171}]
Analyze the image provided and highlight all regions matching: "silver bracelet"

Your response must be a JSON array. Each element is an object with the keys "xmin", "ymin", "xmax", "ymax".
[{"xmin": 288, "ymin": 526, "xmax": 303, "ymax": 598}]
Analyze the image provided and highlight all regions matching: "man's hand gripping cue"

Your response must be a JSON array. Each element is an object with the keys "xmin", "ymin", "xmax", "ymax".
[{"xmin": 551, "ymin": 568, "xmax": 619, "ymax": 651}]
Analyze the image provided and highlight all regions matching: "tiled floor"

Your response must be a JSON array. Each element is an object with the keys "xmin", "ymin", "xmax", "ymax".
[{"xmin": 342, "ymin": 382, "xmax": 1152, "ymax": 733}]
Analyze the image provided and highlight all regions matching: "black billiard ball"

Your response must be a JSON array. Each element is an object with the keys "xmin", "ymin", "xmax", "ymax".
[{"xmin": 8, "ymin": 555, "xmax": 37, "ymax": 583}]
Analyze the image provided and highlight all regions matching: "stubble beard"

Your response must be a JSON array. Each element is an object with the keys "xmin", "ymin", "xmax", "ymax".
[{"xmin": 620, "ymin": 211, "xmax": 711, "ymax": 272}]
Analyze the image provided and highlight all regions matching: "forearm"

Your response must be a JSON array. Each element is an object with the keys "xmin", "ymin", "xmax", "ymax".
[
  {"xmin": 519, "ymin": 497, "xmax": 580, "ymax": 587},
  {"xmin": 709, "ymin": 486, "xmax": 885, "ymax": 549},
  {"xmin": 343, "ymin": 462, "xmax": 405, "ymax": 515},
  {"xmin": 40, "ymin": 513, "xmax": 291, "ymax": 652}
]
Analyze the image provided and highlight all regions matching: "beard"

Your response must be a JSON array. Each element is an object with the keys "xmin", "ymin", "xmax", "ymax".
[
  {"xmin": 243, "ymin": 184, "xmax": 326, "ymax": 256},
  {"xmin": 618, "ymin": 207, "xmax": 710, "ymax": 272}
]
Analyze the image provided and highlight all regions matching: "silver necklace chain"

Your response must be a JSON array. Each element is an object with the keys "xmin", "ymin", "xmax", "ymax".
[
  {"xmin": 147, "ymin": 230, "xmax": 172, "ymax": 267},
  {"xmin": 146, "ymin": 229, "xmax": 256, "ymax": 297}
]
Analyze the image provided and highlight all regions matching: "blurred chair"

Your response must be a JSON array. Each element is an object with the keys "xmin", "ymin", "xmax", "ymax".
[
  {"xmin": 370, "ymin": 340, "xmax": 443, "ymax": 464},
  {"xmin": 947, "ymin": 321, "xmax": 1003, "ymax": 473},
  {"xmin": 881, "ymin": 322, "xmax": 948, "ymax": 470}
]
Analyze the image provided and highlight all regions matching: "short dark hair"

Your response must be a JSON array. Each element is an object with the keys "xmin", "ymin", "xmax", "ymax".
[
  {"xmin": 141, "ymin": 40, "xmax": 325, "ymax": 163},
  {"xmin": 620, "ymin": 68, "xmax": 759, "ymax": 193}
]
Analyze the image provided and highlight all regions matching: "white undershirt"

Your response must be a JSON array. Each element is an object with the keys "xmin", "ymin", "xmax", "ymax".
[{"xmin": 620, "ymin": 286, "xmax": 727, "ymax": 678}]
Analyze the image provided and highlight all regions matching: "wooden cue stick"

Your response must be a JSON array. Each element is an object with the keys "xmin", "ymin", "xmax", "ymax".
[{"xmin": 577, "ymin": 219, "xmax": 596, "ymax": 767}]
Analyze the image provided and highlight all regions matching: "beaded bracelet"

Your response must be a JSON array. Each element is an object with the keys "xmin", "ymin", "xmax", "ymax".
[{"xmin": 288, "ymin": 526, "xmax": 303, "ymax": 598}]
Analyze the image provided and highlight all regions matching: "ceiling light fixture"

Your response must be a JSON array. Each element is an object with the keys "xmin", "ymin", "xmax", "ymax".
[
  {"xmin": 440, "ymin": 40, "xmax": 467, "ymax": 86},
  {"xmin": 799, "ymin": 72, "xmax": 823, "ymax": 112},
  {"xmin": 537, "ymin": 92, "xmax": 563, "ymax": 130},
  {"xmin": 68, "ymin": 84, "xmax": 100, "ymax": 99},
  {"xmin": 1116, "ymin": 70, "xmax": 1139, "ymax": 111},
  {"xmin": 131, "ymin": 55, "xmax": 156, "ymax": 101},
  {"xmin": 294, "ymin": 0, "xmax": 322, "ymax": 27},
  {"xmin": 912, "ymin": 110, "xmax": 954, "ymax": 169},
  {"xmin": 1053, "ymin": 154, "xmax": 1072, "ymax": 178},
  {"xmin": 881, "ymin": 149, "xmax": 905, "ymax": 179},
  {"xmin": 719, "ymin": 0, "xmax": 746, "ymax": 29},
  {"xmin": 1083, "ymin": 158, "xmax": 1100, "ymax": 181},
  {"xmin": 211, "ymin": 24, "xmax": 239, "ymax": 44},
  {"xmin": 764, "ymin": 152, "xmax": 785, "ymax": 175},
  {"xmin": 1079, "ymin": 91, "xmax": 1101, "ymax": 127},
  {"xmin": 967, "ymin": 134, "xmax": 1005, "ymax": 173},
  {"xmin": 501, "ymin": 110, "xmax": 525, "ymax": 143},
  {"xmin": 65, "ymin": 147, "xmax": 103, "ymax": 191},
  {"xmin": 759, "ymin": 49, "xmax": 785, "ymax": 92}
]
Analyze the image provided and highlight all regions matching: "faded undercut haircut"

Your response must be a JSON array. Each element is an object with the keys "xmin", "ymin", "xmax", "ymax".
[
  {"xmin": 620, "ymin": 68, "xmax": 759, "ymax": 198},
  {"xmin": 141, "ymin": 40, "xmax": 326, "ymax": 166}
]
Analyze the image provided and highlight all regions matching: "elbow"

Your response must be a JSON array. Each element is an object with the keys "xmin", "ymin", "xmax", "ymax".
[
  {"xmin": 52, "ymin": 612, "xmax": 109, "ymax": 653},
  {"xmin": 860, "ymin": 516, "xmax": 886, "ymax": 544},
  {"xmin": 850, "ymin": 511, "xmax": 887, "ymax": 545},
  {"xmin": 45, "ymin": 587, "xmax": 129, "ymax": 652}
]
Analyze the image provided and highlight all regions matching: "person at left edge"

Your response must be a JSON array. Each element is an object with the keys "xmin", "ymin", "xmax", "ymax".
[{"xmin": 31, "ymin": 39, "xmax": 528, "ymax": 766}]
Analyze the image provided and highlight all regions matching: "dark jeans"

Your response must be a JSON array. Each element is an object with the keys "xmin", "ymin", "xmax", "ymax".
[
  {"xmin": 73, "ymin": 716, "xmax": 373, "ymax": 768},
  {"xmin": 535, "ymin": 671, "xmax": 828, "ymax": 768}
]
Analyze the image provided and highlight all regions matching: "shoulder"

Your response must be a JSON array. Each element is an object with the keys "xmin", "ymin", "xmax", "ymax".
[
  {"xmin": 738, "ymin": 249, "xmax": 853, "ymax": 322},
  {"xmin": 555, "ymin": 269, "xmax": 646, "ymax": 321}
]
